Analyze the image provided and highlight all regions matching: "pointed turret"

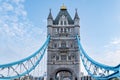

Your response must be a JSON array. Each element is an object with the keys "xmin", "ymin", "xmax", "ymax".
[
  {"xmin": 74, "ymin": 9, "xmax": 80, "ymax": 26},
  {"xmin": 47, "ymin": 9, "xmax": 53, "ymax": 26},
  {"xmin": 74, "ymin": 9, "xmax": 80, "ymax": 36},
  {"xmin": 74, "ymin": 9, "xmax": 80, "ymax": 20},
  {"xmin": 47, "ymin": 9, "xmax": 53, "ymax": 20}
]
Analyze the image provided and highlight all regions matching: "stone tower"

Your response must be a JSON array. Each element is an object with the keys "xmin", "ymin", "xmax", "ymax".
[{"xmin": 47, "ymin": 5, "xmax": 80, "ymax": 80}]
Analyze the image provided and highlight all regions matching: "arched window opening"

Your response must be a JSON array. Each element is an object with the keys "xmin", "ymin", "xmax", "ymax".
[
  {"xmin": 61, "ymin": 41, "xmax": 66, "ymax": 48},
  {"xmin": 70, "ymin": 43, "xmax": 73, "ymax": 48},
  {"xmin": 61, "ymin": 21, "xmax": 63, "ymax": 25},
  {"xmin": 56, "ymin": 70, "xmax": 72, "ymax": 80},
  {"xmin": 64, "ymin": 21, "xmax": 67, "ymax": 25},
  {"xmin": 56, "ymin": 56, "xmax": 59, "ymax": 61},
  {"xmin": 68, "ymin": 56, "xmax": 71, "ymax": 60},
  {"xmin": 54, "ymin": 43, "xmax": 57, "ymax": 48}
]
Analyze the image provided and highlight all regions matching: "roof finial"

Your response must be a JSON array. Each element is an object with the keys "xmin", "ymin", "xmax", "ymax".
[
  {"xmin": 75, "ymin": 8, "xmax": 77, "ymax": 12},
  {"xmin": 48, "ymin": 8, "xmax": 53, "ymax": 19},
  {"xmin": 60, "ymin": 4, "xmax": 67, "ymax": 10},
  {"xmin": 49, "ymin": 8, "xmax": 51, "ymax": 13},
  {"xmin": 74, "ymin": 8, "xmax": 79, "ymax": 19}
]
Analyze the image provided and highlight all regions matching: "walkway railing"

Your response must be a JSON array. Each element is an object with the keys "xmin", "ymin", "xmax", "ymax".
[
  {"xmin": 76, "ymin": 35, "xmax": 120, "ymax": 79},
  {"xmin": 0, "ymin": 35, "xmax": 50, "ymax": 79}
]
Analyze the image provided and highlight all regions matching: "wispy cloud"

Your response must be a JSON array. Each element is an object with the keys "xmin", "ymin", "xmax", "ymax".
[
  {"xmin": 98, "ymin": 38, "xmax": 120, "ymax": 66},
  {"xmin": 0, "ymin": 0, "xmax": 46, "ymax": 64},
  {"xmin": 0, "ymin": 0, "xmax": 28, "ymax": 37}
]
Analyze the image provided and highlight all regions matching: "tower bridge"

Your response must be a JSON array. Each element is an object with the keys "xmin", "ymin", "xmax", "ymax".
[{"xmin": 0, "ymin": 5, "xmax": 120, "ymax": 80}]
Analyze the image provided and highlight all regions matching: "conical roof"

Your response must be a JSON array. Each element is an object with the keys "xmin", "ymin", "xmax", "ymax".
[
  {"xmin": 47, "ymin": 9, "xmax": 53, "ymax": 20},
  {"xmin": 74, "ymin": 9, "xmax": 80, "ymax": 20}
]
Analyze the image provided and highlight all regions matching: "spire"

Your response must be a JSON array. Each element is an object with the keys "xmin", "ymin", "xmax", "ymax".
[
  {"xmin": 60, "ymin": 4, "xmax": 67, "ymax": 10},
  {"xmin": 47, "ymin": 9, "xmax": 53, "ymax": 20},
  {"xmin": 74, "ymin": 9, "xmax": 79, "ymax": 20}
]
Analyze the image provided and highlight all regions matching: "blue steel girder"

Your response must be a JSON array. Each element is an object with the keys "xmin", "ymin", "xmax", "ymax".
[
  {"xmin": 0, "ymin": 35, "xmax": 50, "ymax": 79},
  {"xmin": 76, "ymin": 35, "xmax": 120, "ymax": 79}
]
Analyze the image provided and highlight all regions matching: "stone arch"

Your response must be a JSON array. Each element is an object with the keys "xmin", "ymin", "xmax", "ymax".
[{"xmin": 52, "ymin": 67, "xmax": 76, "ymax": 80}]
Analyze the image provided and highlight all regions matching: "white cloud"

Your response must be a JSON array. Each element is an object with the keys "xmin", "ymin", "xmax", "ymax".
[
  {"xmin": 12, "ymin": 0, "xmax": 25, "ymax": 4},
  {"xmin": 0, "ymin": 0, "xmax": 46, "ymax": 64},
  {"xmin": 81, "ymin": 37, "xmax": 120, "ymax": 75},
  {"xmin": 2, "ymin": 2, "xmax": 14, "ymax": 11},
  {"xmin": 110, "ymin": 38, "xmax": 120, "ymax": 45},
  {"xmin": 0, "ymin": 0, "xmax": 28, "ymax": 37},
  {"xmin": 96, "ymin": 38, "xmax": 120, "ymax": 66}
]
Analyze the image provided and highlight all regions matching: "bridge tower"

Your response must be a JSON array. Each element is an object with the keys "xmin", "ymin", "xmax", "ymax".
[{"xmin": 47, "ymin": 5, "xmax": 81, "ymax": 80}]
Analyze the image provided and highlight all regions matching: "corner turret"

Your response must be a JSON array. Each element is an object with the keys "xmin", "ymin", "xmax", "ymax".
[
  {"xmin": 47, "ymin": 9, "xmax": 53, "ymax": 26},
  {"xmin": 74, "ymin": 9, "xmax": 80, "ymax": 26}
]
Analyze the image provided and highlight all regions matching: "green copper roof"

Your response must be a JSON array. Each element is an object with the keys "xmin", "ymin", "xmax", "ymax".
[{"xmin": 53, "ymin": 9, "xmax": 74, "ymax": 25}]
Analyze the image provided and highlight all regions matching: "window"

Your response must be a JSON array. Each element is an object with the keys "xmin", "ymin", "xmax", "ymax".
[
  {"xmin": 66, "ymin": 28, "xmax": 68, "ymax": 32},
  {"xmin": 55, "ymin": 28, "xmax": 57, "ymax": 33},
  {"xmin": 72, "ymin": 55, "xmax": 75, "ymax": 59},
  {"xmin": 64, "ymin": 21, "xmax": 67, "ymax": 25},
  {"xmin": 54, "ymin": 43, "xmax": 57, "ymax": 48},
  {"xmin": 61, "ymin": 21, "xmax": 63, "ymax": 25},
  {"xmin": 68, "ymin": 56, "xmax": 71, "ymax": 60},
  {"xmin": 51, "ymin": 55, "xmax": 55, "ymax": 59},
  {"xmin": 57, "ymin": 28, "xmax": 59, "ymax": 32},
  {"xmin": 61, "ymin": 55, "xmax": 66, "ymax": 60},
  {"xmin": 64, "ymin": 28, "xmax": 66, "ymax": 33},
  {"xmin": 71, "ymin": 43, "xmax": 73, "ymax": 48},
  {"xmin": 56, "ymin": 56, "xmax": 59, "ymax": 60},
  {"xmin": 61, "ymin": 28, "xmax": 63, "ymax": 33},
  {"xmin": 67, "ymin": 28, "xmax": 71, "ymax": 32},
  {"xmin": 61, "ymin": 41, "xmax": 66, "ymax": 48}
]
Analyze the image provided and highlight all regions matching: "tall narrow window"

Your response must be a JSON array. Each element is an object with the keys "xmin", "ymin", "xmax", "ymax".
[
  {"xmin": 61, "ymin": 41, "xmax": 66, "ymax": 48},
  {"xmin": 56, "ymin": 56, "xmax": 59, "ymax": 60},
  {"xmin": 64, "ymin": 21, "xmax": 67, "ymax": 25},
  {"xmin": 71, "ymin": 43, "xmax": 73, "ymax": 48},
  {"xmin": 68, "ymin": 28, "xmax": 71, "ymax": 32},
  {"xmin": 61, "ymin": 28, "xmax": 63, "ymax": 33},
  {"xmin": 61, "ymin": 21, "xmax": 63, "ymax": 25},
  {"xmin": 55, "ymin": 28, "xmax": 57, "ymax": 33},
  {"xmin": 57, "ymin": 28, "xmax": 59, "ymax": 33},
  {"xmin": 64, "ymin": 28, "xmax": 66, "ymax": 33},
  {"xmin": 54, "ymin": 43, "xmax": 57, "ymax": 48},
  {"xmin": 68, "ymin": 56, "xmax": 71, "ymax": 60},
  {"xmin": 66, "ymin": 28, "xmax": 68, "ymax": 32}
]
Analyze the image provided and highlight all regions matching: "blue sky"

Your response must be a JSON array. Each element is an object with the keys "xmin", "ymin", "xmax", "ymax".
[{"xmin": 0, "ymin": 0, "xmax": 120, "ymax": 78}]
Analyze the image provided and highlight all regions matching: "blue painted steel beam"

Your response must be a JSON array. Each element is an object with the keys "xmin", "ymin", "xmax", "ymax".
[
  {"xmin": 0, "ymin": 35, "xmax": 50, "ymax": 79},
  {"xmin": 76, "ymin": 35, "xmax": 120, "ymax": 79}
]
